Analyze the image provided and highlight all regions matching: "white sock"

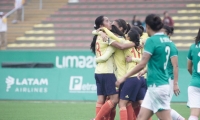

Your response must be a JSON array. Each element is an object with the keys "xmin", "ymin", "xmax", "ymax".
[
  {"xmin": 171, "ymin": 109, "xmax": 185, "ymax": 120},
  {"xmin": 188, "ymin": 116, "xmax": 198, "ymax": 120}
]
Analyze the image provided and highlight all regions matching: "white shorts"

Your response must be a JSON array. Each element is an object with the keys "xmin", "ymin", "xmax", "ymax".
[
  {"xmin": 169, "ymin": 78, "xmax": 174, "ymax": 101},
  {"xmin": 187, "ymin": 86, "xmax": 200, "ymax": 108},
  {"xmin": 141, "ymin": 84, "xmax": 171, "ymax": 113}
]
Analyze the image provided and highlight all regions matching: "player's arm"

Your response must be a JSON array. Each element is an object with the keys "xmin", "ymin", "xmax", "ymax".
[
  {"xmin": 100, "ymin": 27, "xmax": 122, "ymax": 42},
  {"xmin": 187, "ymin": 45, "xmax": 193, "ymax": 75},
  {"xmin": 96, "ymin": 46, "xmax": 115, "ymax": 63},
  {"xmin": 127, "ymin": 57, "xmax": 141, "ymax": 63},
  {"xmin": 187, "ymin": 59, "xmax": 193, "ymax": 75},
  {"xmin": 116, "ymin": 38, "xmax": 153, "ymax": 87},
  {"xmin": 116, "ymin": 52, "xmax": 151, "ymax": 86},
  {"xmin": 110, "ymin": 40, "xmax": 135, "ymax": 50},
  {"xmin": 171, "ymin": 56, "xmax": 180, "ymax": 96},
  {"xmin": 92, "ymin": 30, "xmax": 108, "ymax": 42}
]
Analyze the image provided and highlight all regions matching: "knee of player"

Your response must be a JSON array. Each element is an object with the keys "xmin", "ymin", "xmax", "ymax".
[{"xmin": 110, "ymin": 97, "xmax": 119, "ymax": 105}]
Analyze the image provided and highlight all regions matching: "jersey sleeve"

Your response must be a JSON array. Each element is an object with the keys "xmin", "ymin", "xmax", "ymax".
[
  {"xmin": 144, "ymin": 38, "xmax": 154, "ymax": 55},
  {"xmin": 92, "ymin": 30, "xmax": 101, "ymax": 35},
  {"xmin": 170, "ymin": 43, "xmax": 178, "ymax": 58},
  {"xmin": 187, "ymin": 44, "xmax": 193, "ymax": 60},
  {"xmin": 101, "ymin": 27, "xmax": 122, "ymax": 42},
  {"xmin": 96, "ymin": 46, "xmax": 115, "ymax": 63}
]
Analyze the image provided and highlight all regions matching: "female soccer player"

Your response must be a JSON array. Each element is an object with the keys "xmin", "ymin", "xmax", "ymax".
[
  {"xmin": 94, "ymin": 19, "xmax": 137, "ymax": 120},
  {"xmin": 116, "ymin": 14, "xmax": 179, "ymax": 120},
  {"xmin": 161, "ymin": 25, "xmax": 185, "ymax": 120},
  {"xmin": 90, "ymin": 15, "xmax": 118, "ymax": 120},
  {"xmin": 187, "ymin": 28, "xmax": 200, "ymax": 120},
  {"xmin": 118, "ymin": 30, "xmax": 147, "ymax": 120}
]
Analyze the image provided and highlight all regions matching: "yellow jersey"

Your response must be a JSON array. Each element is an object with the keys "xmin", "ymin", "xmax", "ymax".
[
  {"xmin": 96, "ymin": 37, "xmax": 126, "ymax": 79},
  {"xmin": 140, "ymin": 32, "xmax": 149, "ymax": 78},
  {"xmin": 95, "ymin": 36, "xmax": 115, "ymax": 74},
  {"xmin": 113, "ymin": 38, "xmax": 126, "ymax": 79},
  {"xmin": 124, "ymin": 41, "xmax": 143, "ymax": 77}
]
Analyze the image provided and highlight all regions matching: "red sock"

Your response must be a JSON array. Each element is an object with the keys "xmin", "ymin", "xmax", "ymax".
[
  {"xmin": 134, "ymin": 106, "xmax": 140, "ymax": 117},
  {"xmin": 127, "ymin": 103, "xmax": 136, "ymax": 120},
  {"xmin": 95, "ymin": 100, "xmax": 114, "ymax": 120},
  {"xmin": 120, "ymin": 107, "xmax": 127, "ymax": 120},
  {"xmin": 109, "ymin": 109, "xmax": 116, "ymax": 120},
  {"xmin": 96, "ymin": 102, "xmax": 103, "ymax": 115}
]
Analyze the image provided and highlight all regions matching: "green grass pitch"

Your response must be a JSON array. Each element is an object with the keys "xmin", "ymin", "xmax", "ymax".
[{"xmin": 0, "ymin": 101, "xmax": 192, "ymax": 120}]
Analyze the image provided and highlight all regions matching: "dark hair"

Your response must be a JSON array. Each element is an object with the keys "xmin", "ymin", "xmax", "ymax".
[
  {"xmin": 163, "ymin": 25, "xmax": 174, "ymax": 36},
  {"xmin": 195, "ymin": 28, "xmax": 200, "ymax": 45},
  {"xmin": 114, "ymin": 19, "xmax": 128, "ymax": 34},
  {"xmin": 145, "ymin": 14, "xmax": 163, "ymax": 32},
  {"xmin": 90, "ymin": 16, "xmax": 104, "ymax": 54},
  {"xmin": 111, "ymin": 25, "xmax": 125, "ymax": 38},
  {"xmin": 128, "ymin": 30, "xmax": 140, "ymax": 47},
  {"xmin": 130, "ymin": 26, "xmax": 143, "ymax": 37},
  {"xmin": 170, "ymin": 26, "xmax": 174, "ymax": 35},
  {"xmin": 138, "ymin": 25, "xmax": 144, "ymax": 33},
  {"xmin": 125, "ymin": 22, "xmax": 131, "ymax": 34}
]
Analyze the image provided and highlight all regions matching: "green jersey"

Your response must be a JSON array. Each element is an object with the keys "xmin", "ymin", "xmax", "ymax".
[
  {"xmin": 167, "ymin": 42, "xmax": 178, "ymax": 80},
  {"xmin": 187, "ymin": 42, "xmax": 200, "ymax": 88},
  {"xmin": 144, "ymin": 33, "xmax": 173, "ymax": 87}
]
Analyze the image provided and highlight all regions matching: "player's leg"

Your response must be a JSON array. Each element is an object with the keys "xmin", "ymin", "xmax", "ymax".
[
  {"xmin": 95, "ymin": 74, "xmax": 118, "ymax": 120},
  {"xmin": 95, "ymin": 74, "xmax": 106, "ymax": 115},
  {"xmin": 188, "ymin": 108, "xmax": 200, "ymax": 120},
  {"xmin": 168, "ymin": 79, "xmax": 185, "ymax": 120},
  {"xmin": 120, "ymin": 77, "xmax": 142, "ymax": 120},
  {"xmin": 118, "ymin": 99, "xmax": 129, "ymax": 120},
  {"xmin": 137, "ymin": 107, "xmax": 153, "ymax": 120},
  {"xmin": 137, "ymin": 87, "xmax": 154, "ymax": 120},
  {"xmin": 170, "ymin": 109, "xmax": 185, "ymax": 120},
  {"xmin": 156, "ymin": 110, "xmax": 172, "ymax": 120},
  {"xmin": 187, "ymin": 86, "xmax": 200, "ymax": 120},
  {"xmin": 153, "ymin": 85, "xmax": 171, "ymax": 120}
]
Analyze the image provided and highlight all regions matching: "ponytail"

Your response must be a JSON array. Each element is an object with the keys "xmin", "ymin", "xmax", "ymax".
[
  {"xmin": 125, "ymin": 22, "xmax": 131, "ymax": 34},
  {"xmin": 90, "ymin": 15, "xmax": 104, "ymax": 54}
]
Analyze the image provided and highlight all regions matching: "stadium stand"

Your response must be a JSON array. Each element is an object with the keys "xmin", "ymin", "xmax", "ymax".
[{"xmin": 2, "ymin": 0, "xmax": 200, "ymax": 49}]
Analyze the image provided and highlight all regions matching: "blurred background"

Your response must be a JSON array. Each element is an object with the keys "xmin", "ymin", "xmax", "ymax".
[{"xmin": 0, "ymin": 0, "xmax": 199, "ymax": 119}]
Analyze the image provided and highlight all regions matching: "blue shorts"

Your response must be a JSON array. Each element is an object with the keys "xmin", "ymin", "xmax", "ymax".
[
  {"xmin": 95, "ymin": 73, "xmax": 118, "ymax": 96},
  {"xmin": 119, "ymin": 76, "xmax": 147, "ymax": 102}
]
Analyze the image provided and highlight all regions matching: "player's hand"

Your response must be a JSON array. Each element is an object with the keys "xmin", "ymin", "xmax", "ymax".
[
  {"xmin": 137, "ymin": 70, "xmax": 145, "ymax": 79},
  {"xmin": 116, "ymin": 77, "xmax": 126, "ymax": 88},
  {"xmin": 126, "ymin": 56, "xmax": 132, "ymax": 63},
  {"xmin": 115, "ymin": 81, "xmax": 121, "ymax": 88},
  {"xmin": 100, "ymin": 32, "xmax": 108, "ymax": 42},
  {"xmin": 137, "ymin": 44, "xmax": 143, "ymax": 49},
  {"xmin": 173, "ymin": 84, "xmax": 180, "ymax": 96}
]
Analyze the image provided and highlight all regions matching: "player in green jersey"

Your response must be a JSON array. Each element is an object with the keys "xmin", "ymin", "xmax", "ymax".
[{"xmin": 187, "ymin": 28, "xmax": 200, "ymax": 120}]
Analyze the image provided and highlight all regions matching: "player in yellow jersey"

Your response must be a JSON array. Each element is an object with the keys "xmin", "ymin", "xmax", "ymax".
[
  {"xmin": 118, "ymin": 30, "xmax": 148, "ymax": 120},
  {"xmin": 94, "ymin": 19, "xmax": 136, "ymax": 120},
  {"xmin": 90, "ymin": 16, "xmax": 118, "ymax": 120}
]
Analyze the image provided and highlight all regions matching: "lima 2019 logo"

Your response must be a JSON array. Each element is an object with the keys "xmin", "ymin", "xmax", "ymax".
[
  {"xmin": 69, "ymin": 76, "xmax": 96, "ymax": 93},
  {"xmin": 5, "ymin": 76, "xmax": 48, "ymax": 93}
]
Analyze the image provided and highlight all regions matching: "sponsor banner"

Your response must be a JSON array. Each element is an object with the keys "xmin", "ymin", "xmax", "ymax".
[
  {"xmin": 0, "ymin": 50, "xmax": 191, "ymax": 102},
  {"xmin": 0, "ymin": 69, "xmax": 97, "ymax": 100}
]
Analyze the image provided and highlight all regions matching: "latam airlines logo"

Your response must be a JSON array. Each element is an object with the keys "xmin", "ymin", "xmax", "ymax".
[
  {"xmin": 5, "ymin": 76, "xmax": 48, "ymax": 93},
  {"xmin": 69, "ymin": 76, "xmax": 96, "ymax": 93}
]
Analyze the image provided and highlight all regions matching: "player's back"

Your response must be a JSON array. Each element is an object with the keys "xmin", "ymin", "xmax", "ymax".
[
  {"xmin": 95, "ymin": 36, "xmax": 115, "ymax": 74},
  {"xmin": 188, "ymin": 42, "xmax": 200, "ymax": 87},
  {"xmin": 113, "ymin": 38, "xmax": 126, "ymax": 79},
  {"xmin": 145, "ymin": 33, "xmax": 172, "ymax": 86},
  {"xmin": 124, "ymin": 41, "xmax": 142, "ymax": 77}
]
